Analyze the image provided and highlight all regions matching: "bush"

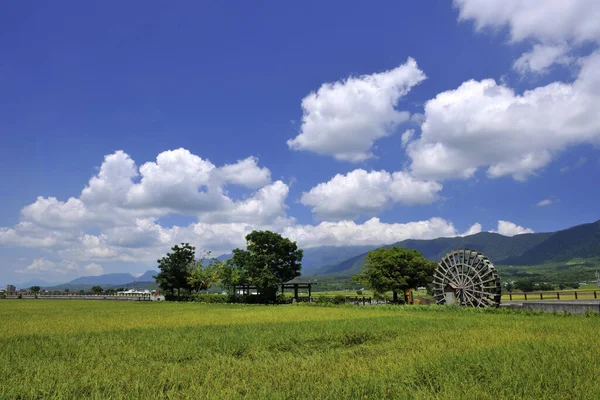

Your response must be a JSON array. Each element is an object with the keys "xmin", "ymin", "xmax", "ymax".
[
  {"xmin": 164, "ymin": 293, "xmax": 193, "ymax": 302},
  {"xmin": 356, "ymin": 290, "xmax": 363, "ymax": 295},
  {"xmin": 17, "ymin": 294, "xmax": 22, "ymax": 299},
  {"xmin": 331, "ymin": 295, "xmax": 347, "ymax": 305},
  {"xmin": 538, "ymin": 283, "xmax": 555, "ymax": 291},
  {"xmin": 0, "ymin": 292, "xmax": 6, "ymax": 299}
]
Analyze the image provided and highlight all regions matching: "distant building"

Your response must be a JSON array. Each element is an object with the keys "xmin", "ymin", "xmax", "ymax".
[{"xmin": 6, "ymin": 285, "xmax": 16, "ymax": 293}]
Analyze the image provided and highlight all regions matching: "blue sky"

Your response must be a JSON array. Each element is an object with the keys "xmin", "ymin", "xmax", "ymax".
[{"xmin": 1, "ymin": 0, "xmax": 599, "ymax": 285}]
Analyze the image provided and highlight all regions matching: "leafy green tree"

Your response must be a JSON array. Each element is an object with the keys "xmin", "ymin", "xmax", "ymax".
[
  {"xmin": 154, "ymin": 243, "xmax": 196, "ymax": 299},
  {"xmin": 91, "ymin": 286, "xmax": 103, "ymax": 294},
  {"xmin": 187, "ymin": 253, "xmax": 222, "ymax": 293},
  {"xmin": 514, "ymin": 279, "xmax": 534, "ymax": 292},
  {"xmin": 353, "ymin": 247, "xmax": 436, "ymax": 303},
  {"xmin": 228, "ymin": 231, "xmax": 303, "ymax": 302},
  {"xmin": 505, "ymin": 282, "xmax": 514, "ymax": 292},
  {"xmin": 565, "ymin": 282, "xmax": 580, "ymax": 289},
  {"xmin": 220, "ymin": 259, "xmax": 248, "ymax": 294},
  {"xmin": 64, "ymin": 288, "xmax": 70, "ymax": 293},
  {"xmin": 29, "ymin": 286, "xmax": 41, "ymax": 294}
]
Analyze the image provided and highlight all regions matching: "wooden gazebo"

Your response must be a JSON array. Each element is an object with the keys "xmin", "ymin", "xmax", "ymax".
[{"xmin": 281, "ymin": 279, "xmax": 317, "ymax": 302}]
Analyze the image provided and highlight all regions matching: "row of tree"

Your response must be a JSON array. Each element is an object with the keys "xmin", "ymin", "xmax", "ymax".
[
  {"xmin": 154, "ymin": 231, "xmax": 304, "ymax": 302},
  {"xmin": 154, "ymin": 230, "xmax": 437, "ymax": 303},
  {"xmin": 505, "ymin": 280, "xmax": 580, "ymax": 292}
]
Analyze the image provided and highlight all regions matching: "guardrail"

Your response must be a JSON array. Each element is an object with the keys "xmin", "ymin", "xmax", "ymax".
[{"xmin": 503, "ymin": 290, "xmax": 598, "ymax": 301}]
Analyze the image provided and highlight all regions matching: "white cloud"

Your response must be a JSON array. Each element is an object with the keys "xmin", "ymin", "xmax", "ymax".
[
  {"xmin": 287, "ymin": 58, "xmax": 426, "ymax": 162},
  {"xmin": 408, "ymin": 51, "xmax": 600, "ymax": 181},
  {"xmin": 537, "ymin": 199, "xmax": 553, "ymax": 206},
  {"xmin": 300, "ymin": 169, "xmax": 442, "ymax": 220},
  {"xmin": 513, "ymin": 44, "xmax": 571, "ymax": 74},
  {"xmin": 82, "ymin": 263, "xmax": 104, "ymax": 276},
  {"xmin": 16, "ymin": 258, "xmax": 57, "ymax": 275},
  {"xmin": 401, "ymin": 129, "xmax": 415, "ymax": 148},
  {"xmin": 491, "ymin": 221, "xmax": 534, "ymax": 236},
  {"xmin": 284, "ymin": 217, "xmax": 476, "ymax": 248},
  {"xmin": 454, "ymin": 0, "xmax": 600, "ymax": 45},
  {"xmin": 217, "ymin": 157, "xmax": 271, "ymax": 189},
  {"xmin": 15, "ymin": 258, "xmax": 100, "ymax": 277},
  {"xmin": 461, "ymin": 222, "xmax": 483, "ymax": 236}
]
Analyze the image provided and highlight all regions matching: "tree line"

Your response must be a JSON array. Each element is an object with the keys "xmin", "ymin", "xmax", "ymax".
[{"xmin": 154, "ymin": 230, "xmax": 436, "ymax": 303}]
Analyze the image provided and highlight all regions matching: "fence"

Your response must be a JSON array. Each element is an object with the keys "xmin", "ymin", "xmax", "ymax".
[
  {"xmin": 503, "ymin": 290, "xmax": 598, "ymax": 301},
  {"xmin": 4, "ymin": 294, "xmax": 154, "ymax": 301}
]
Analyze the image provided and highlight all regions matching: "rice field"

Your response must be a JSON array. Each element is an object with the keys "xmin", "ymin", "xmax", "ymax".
[{"xmin": 1, "ymin": 300, "xmax": 599, "ymax": 399}]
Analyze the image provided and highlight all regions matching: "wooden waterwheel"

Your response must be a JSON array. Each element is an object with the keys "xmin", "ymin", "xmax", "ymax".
[{"xmin": 433, "ymin": 249, "xmax": 501, "ymax": 307}]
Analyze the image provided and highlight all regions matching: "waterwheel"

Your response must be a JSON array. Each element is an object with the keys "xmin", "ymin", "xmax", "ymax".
[{"xmin": 432, "ymin": 249, "xmax": 501, "ymax": 307}]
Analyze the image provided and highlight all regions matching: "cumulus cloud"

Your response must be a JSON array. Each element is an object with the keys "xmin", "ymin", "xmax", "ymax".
[
  {"xmin": 287, "ymin": 58, "xmax": 426, "ymax": 162},
  {"xmin": 513, "ymin": 44, "xmax": 571, "ymax": 74},
  {"xmin": 454, "ymin": 0, "xmax": 600, "ymax": 45},
  {"xmin": 284, "ymin": 217, "xmax": 475, "ymax": 248},
  {"xmin": 408, "ymin": 51, "xmax": 600, "ymax": 181},
  {"xmin": 217, "ymin": 157, "xmax": 271, "ymax": 189},
  {"xmin": 491, "ymin": 221, "xmax": 534, "ymax": 236},
  {"xmin": 406, "ymin": 1, "xmax": 600, "ymax": 182},
  {"xmin": 461, "ymin": 222, "xmax": 483, "ymax": 236},
  {"xmin": 0, "ymin": 149, "xmax": 292, "ymax": 266},
  {"xmin": 82, "ymin": 263, "xmax": 104, "ymax": 276},
  {"xmin": 15, "ymin": 258, "xmax": 99, "ymax": 277},
  {"xmin": 537, "ymin": 199, "xmax": 553, "ymax": 206},
  {"xmin": 401, "ymin": 129, "xmax": 415, "ymax": 148},
  {"xmin": 301, "ymin": 169, "xmax": 442, "ymax": 220}
]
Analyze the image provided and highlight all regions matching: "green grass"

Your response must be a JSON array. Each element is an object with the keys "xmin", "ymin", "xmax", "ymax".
[{"xmin": 1, "ymin": 301, "xmax": 599, "ymax": 399}]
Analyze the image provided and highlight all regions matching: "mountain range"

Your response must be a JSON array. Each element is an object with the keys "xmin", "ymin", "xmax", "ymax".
[{"xmin": 315, "ymin": 220, "xmax": 600, "ymax": 277}]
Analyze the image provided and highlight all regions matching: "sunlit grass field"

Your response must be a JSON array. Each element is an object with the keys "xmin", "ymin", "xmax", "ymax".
[{"xmin": 1, "ymin": 301, "xmax": 599, "ymax": 399}]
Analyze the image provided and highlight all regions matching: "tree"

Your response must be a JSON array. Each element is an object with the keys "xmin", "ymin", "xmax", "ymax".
[
  {"xmin": 514, "ymin": 279, "xmax": 534, "ymax": 292},
  {"xmin": 505, "ymin": 282, "xmax": 514, "ymax": 292},
  {"xmin": 29, "ymin": 286, "xmax": 41, "ymax": 294},
  {"xmin": 91, "ymin": 286, "xmax": 103, "ymax": 294},
  {"xmin": 228, "ymin": 231, "xmax": 303, "ymax": 302},
  {"xmin": 187, "ymin": 251, "xmax": 222, "ymax": 293},
  {"xmin": 154, "ymin": 243, "xmax": 196, "ymax": 299},
  {"xmin": 353, "ymin": 247, "xmax": 436, "ymax": 303},
  {"xmin": 64, "ymin": 288, "xmax": 70, "ymax": 293}
]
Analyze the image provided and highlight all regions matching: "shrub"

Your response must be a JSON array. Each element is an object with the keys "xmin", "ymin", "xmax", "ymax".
[
  {"xmin": 331, "ymin": 295, "xmax": 346, "ymax": 305},
  {"xmin": 356, "ymin": 290, "xmax": 363, "ymax": 295}
]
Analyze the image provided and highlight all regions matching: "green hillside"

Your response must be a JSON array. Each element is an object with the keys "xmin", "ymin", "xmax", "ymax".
[
  {"xmin": 501, "ymin": 220, "xmax": 600, "ymax": 265},
  {"xmin": 317, "ymin": 231, "xmax": 552, "ymax": 276},
  {"xmin": 315, "ymin": 220, "xmax": 600, "ymax": 283}
]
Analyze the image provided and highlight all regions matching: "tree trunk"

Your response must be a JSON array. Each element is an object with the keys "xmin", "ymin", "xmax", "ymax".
[{"xmin": 392, "ymin": 290, "xmax": 398, "ymax": 303}]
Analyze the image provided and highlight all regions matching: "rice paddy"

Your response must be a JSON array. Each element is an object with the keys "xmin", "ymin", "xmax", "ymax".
[{"xmin": 1, "ymin": 300, "xmax": 599, "ymax": 399}]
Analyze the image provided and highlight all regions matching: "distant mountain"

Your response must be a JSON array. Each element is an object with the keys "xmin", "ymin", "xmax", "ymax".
[
  {"xmin": 214, "ymin": 245, "xmax": 384, "ymax": 275},
  {"xmin": 66, "ymin": 273, "xmax": 136, "ymax": 286},
  {"xmin": 501, "ymin": 220, "xmax": 600, "ymax": 265},
  {"xmin": 316, "ymin": 221, "xmax": 600, "ymax": 276},
  {"xmin": 136, "ymin": 270, "xmax": 158, "ymax": 282}
]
